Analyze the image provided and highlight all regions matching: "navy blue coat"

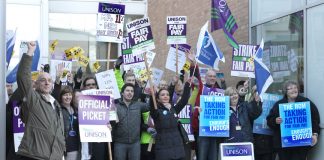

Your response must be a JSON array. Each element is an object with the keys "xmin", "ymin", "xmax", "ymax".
[
  {"xmin": 150, "ymin": 82, "xmax": 190, "ymax": 160},
  {"xmin": 267, "ymin": 95, "xmax": 320, "ymax": 149}
]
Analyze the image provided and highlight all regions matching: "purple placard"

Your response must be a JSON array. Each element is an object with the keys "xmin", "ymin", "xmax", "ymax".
[
  {"xmin": 128, "ymin": 26, "xmax": 154, "ymax": 46},
  {"xmin": 78, "ymin": 95, "xmax": 110, "ymax": 125},
  {"xmin": 167, "ymin": 24, "xmax": 187, "ymax": 36},
  {"xmin": 170, "ymin": 44, "xmax": 191, "ymax": 53},
  {"xmin": 12, "ymin": 101, "xmax": 25, "ymax": 133},
  {"xmin": 222, "ymin": 144, "xmax": 253, "ymax": 156},
  {"xmin": 98, "ymin": 2, "xmax": 125, "ymax": 15},
  {"xmin": 202, "ymin": 86, "xmax": 225, "ymax": 96},
  {"xmin": 122, "ymin": 53, "xmax": 145, "ymax": 65}
]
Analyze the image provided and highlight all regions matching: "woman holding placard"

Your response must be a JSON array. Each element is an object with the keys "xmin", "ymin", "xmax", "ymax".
[
  {"xmin": 224, "ymin": 86, "xmax": 262, "ymax": 143},
  {"xmin": 267, "ymin": 80, "xmax": 320, "ymax": 160}
]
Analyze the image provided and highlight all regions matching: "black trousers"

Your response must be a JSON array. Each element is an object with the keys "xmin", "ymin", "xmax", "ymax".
[{"xmin": 278, "ymin": 147, "xmax": 308, "ymax": 160}]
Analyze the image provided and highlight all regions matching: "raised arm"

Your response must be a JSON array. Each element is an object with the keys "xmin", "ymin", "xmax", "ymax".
[
  {"xmin": 17, "ymin": 42, "xmax": 36, "ymax": 108},
  {"xmin": 174, "ymin": 82, "xmax": 191, "ymax": 114}
]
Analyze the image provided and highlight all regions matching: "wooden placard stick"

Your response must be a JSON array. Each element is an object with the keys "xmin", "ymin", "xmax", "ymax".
[
  {"xmin": 107, "ymin": 42, "xmax": 111, "ymax": 70},
  {"xmin": 144, "ymin": 52, "xmax": 157, "ymax": 110},
  {"xmin": 108, "ymin": 142, "xmax": 113, "ymax": 160},
  {"xmin": 176, "ymin": 44, "xmax": 179, "ymax": 75}
]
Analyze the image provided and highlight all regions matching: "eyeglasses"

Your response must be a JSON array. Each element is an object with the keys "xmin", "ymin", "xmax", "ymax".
[
  {"xmin": 85, "ymin": 83, "xmax": 97, "ymax": 87},
  {"xmin": 286, "ymin": 86, "xmax": 298, "ymax": 90}
]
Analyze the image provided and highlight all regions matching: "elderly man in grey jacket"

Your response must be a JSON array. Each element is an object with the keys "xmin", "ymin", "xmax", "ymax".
[
  {"xmin": 112, "ymin": 83, "xmax": 150, "ymax": 160},
  {"xmin": 16, "ymin": 42, "xmax": 65, "ymax": 160}
]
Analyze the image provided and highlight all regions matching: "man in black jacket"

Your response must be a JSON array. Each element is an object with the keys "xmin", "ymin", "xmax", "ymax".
[{"xmin": 112, "ymin": 83, "xmax": 149, "ymax": 160}]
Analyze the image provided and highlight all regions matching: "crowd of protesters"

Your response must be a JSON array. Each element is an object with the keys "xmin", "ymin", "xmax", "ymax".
[{"xmin": 5, "ymin": 42, "xmax": 320, "ymax": 160}]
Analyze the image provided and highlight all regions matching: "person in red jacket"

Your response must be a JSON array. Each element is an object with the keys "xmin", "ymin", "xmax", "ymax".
[{"xmin": 191, "ymin": 69, "xmax": 226, "ymax": 160}]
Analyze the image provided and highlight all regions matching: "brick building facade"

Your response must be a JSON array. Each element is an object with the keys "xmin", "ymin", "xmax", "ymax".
[{"xmin": 148, "ymin": 0, "xmax": 249, "ymax": 87}]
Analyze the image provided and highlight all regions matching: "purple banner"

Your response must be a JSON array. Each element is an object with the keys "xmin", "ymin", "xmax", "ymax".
[
  {"xmin": 222, "ymin": 144, "xmax": 253, "ymax": 156},
  {"xmin": 78, "ymin": 95, "xmax": 110, "ymax": 125},
  {"xmin": 202, "ymin": 86, "xmax": 225, "ymax": 96},
  {"xmin": 98, "ymin": 2, "xmax": 125, "ymax": 15},
  {"xmin": 128, "ymin": 26, "xmax": 154, "ymax": 46},
  {"xmin": 167, "ymin": 24, "xmax": 187, "ymax": 36},
  {"xmin": 12, "ymin": 101, "xmax": 25, "ymax": 133},
  {"xmin": 170, "ymin": 44, "xmax": 191, "ymax": 53},
  {"xmin": 211, "ymin": 0, "xmax": 238, "ymax": 34}
]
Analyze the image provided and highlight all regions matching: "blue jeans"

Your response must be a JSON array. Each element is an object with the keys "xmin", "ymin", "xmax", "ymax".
[
  {"xmin": 198, "ymin": 137, "xmax": 220, "ymax": 160},
  {"xmin": 114, "ymin": 141, "xmax": 140, "ymax": 160}
]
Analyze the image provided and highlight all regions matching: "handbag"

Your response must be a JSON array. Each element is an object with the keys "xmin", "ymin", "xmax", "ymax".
[{"xmin": 178, "ymin": 122, "xmax": 190, "ymax": 144}]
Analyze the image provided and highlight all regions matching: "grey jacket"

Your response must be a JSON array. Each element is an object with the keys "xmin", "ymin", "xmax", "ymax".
[
  {"xmin": 112, "ymin": 99, "xmax": 149, "ymax": 143},
  {"xmin": 17, "ymin": 54, "xmax": 65, "ymax": 160}
]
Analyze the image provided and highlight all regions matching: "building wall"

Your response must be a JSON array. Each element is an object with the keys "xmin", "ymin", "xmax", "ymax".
[{"xmin": 148, "ymin": 0, "xmax": 249, "ymax": 87}]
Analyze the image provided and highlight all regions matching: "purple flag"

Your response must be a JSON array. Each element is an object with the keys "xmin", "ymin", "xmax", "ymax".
[{"xmin": 211, "ymin": 0, "xmax": 239, "ymax": 48}]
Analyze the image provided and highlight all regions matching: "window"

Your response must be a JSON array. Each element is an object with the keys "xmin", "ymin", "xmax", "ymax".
[
  {"xmin": 251, "ymin": 0, "xmax": 305, "ymax": 24},
  {"xmin": 252, "ymin": 11, "xmax": 304, "ymax": 94}
]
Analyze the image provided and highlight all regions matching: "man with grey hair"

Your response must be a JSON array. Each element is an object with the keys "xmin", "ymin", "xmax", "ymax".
[{"xmin": 16, "ymin": 42, "xmax": 65, "ymax": 160}]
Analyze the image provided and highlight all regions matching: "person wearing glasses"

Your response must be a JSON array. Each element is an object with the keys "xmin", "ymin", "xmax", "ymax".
[
  {"xmin": 81, "ymin": 76, "xmax": 110, "ymax": 160},
  {"xmin": 267, "ymin": 80, "xmax": 320, "ymax": 160},
  {"xmin": 16, "ymin": 42, "xmax": 65, "ymax": 160}
]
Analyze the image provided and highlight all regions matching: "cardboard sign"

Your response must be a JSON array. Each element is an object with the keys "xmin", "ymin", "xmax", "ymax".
[
  {"xmin": 126, "ymin": 17, "xmax": 155, "ymax": 55},
  {"xmin": 220, "ymin": 142, "xmax": 254, "ymax": 160},
  {"xmin": 96, "ymin": 3, "xmax": 125, "ymax": 43},
  {"xmin": 199, "ymin": 95, "xmax": 230, "ymax": 137},
  {"xmin": 78, "ymin": 95, "xmax": 112, "ymax": 142},
  {"xmin": 95, "ymin": 70, "xmax": 121, "ymax": 99},
  {"xmin": 231, "ymin": 44, "xmax": 259, "ymax": 78},
  {"xmin": 12, "ymin": 101, "xmax": 25, "ymax": 152},
  {"xmin": 165, "ymin": 44, "xmax": 191, "ymax": 74},
  {"xmin": 253, "ymin": 93, "xmax": 282, "ymax": 135},
  {"xmin": 167, "ymin": 16, "xmax": 187, "ymax": 44},
  {"xmin": 279, "ymin": 101, "xmax": 312, "ymax": 147}
]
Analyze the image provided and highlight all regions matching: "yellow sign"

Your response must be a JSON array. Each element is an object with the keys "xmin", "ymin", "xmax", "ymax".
[
  {"xmin": 139, "ymin": 69, "xmax": 152, "ymax": 82},
  {"xmin": 49, "ymin": 40, "xmax": 58, "ymax": 53},
  {"xmin": 64, "ymin": 48, "xmax": 74, "ymax": 60},
  {"xmin": 93, "ymin": 61, "xmax": 101, "ymax": 73},
  {"xmin": 31, "ymin": 71, "xmax": 40, "ymax": 81},
  {"xmin": 78, "ymin": 55, "xmax": 90, "ymax": 67},
  {"xmin": 73, "ymin": 46, "xmax": 85, "ymax": 59},
  {"xmin": 182, "ymin": 60, "xmax": 191, "ymax": 73}
]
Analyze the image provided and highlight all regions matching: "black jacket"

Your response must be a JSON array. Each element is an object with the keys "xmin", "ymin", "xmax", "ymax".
[
  {"xmin": 266, "ymin": 95, "xmax": 320, "ymax": 149},
  {"xmin": 150, "ymin": 82, "xmax": 191, "ymax": 160},
  {"xmin": 112, "ymin": 99, "xmax": 149, "ymax": 143}
]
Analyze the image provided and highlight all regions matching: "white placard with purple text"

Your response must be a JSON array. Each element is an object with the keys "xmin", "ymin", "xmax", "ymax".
[
  {"xmin": 96, "ymin": 3, "xmax": 125, "ymax": 43},
  {"xmin": 82, "ymin": 89, "xmax": 118, "ymax": 121},
  {"xmin": 165, "ymin": 44, "xmax": 191, "ymax": 74},
  {"xmin": 231, "ymin": 44, "xmax": 258, "ymax": 78},
  {"xmin": 12, "ymin": 101, "xmax": 25, "ymax": 152},
  {"xmin": 126, "ymin": 17, "xmax": 155, "ymax": 55},
  {"xmin": 78, "ymin": 95, "xmax": 112, "ymax": 142},
  {"xmin": 167, "ymin": 16, "xmax": 187, "ymax": 44},
  {"xmin": 123, "ymin": 51, "xmax": 156, "ymax": 77},
  {"xmin": 95, "ymin": 70, "xmax": 121, "ymax": 99},
  {"xmin": 220, "ymin": 142, "xmax": 254, "ymax": 160}
]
